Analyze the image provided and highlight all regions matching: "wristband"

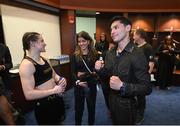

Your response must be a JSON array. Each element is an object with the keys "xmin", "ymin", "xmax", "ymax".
[{"xmin": 119, "ymin": 83, "xmax": 125, "ymax": 95}]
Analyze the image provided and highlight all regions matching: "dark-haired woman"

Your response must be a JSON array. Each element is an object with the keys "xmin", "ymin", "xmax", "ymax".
[
  {"xmin": 95, "ymin": 33, "xmax": 109, "ymax": 58},
  {"xmin": 157, "ymin": 35, "xmax": 175, "ymax": 90},
  {"xmin": 71, "ymin": 31, "xmax": 99, "ymax": 125},
  {"xmin": 19, "ymin": 32, "xmax": 67, "ymax": 124}
]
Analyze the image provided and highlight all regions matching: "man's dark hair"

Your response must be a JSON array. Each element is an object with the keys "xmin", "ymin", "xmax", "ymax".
[
  {"xmin": 135, "ymin": 28, "xmax": 147, "ymax": 40},
  {"xmin": 110, "ymin": 16, "xmax": 132, "ymax": 27}
]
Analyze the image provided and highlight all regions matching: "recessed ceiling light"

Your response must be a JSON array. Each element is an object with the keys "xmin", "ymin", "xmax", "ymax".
[{"xmin": 96, "ymin": 12, "xmax": 100, "ymax": 15}]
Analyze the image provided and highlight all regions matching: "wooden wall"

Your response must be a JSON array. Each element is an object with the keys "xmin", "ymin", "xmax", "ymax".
[
  {"xmin": 129, "ymin": 13, "xmax": 155, "ymax": 32},
  {"xmin": 96, "ymin": 13, "xmax": 180, "ymax": 50},
  {"xmin": 35, "ymin": 0, "xmax": 60, "ymax": 8},
  {"xmin": 59, "ymin": 0, "xmax": 180, "ymax": 12},
  {"xmin": 158, "ymin": 14, "xmax": 180, "ymax": 32},
  {"xmin": 1, "ymin": 0, "xmax": 179, "ymax": 52},
  {"xmin": 3, "ymin": 0, "xmax": 179, "ymax": 52},
  {"xmin": 36, "ymin": 0, "xmax": 180, "ymax": 12},
  {"xmin": 60, "ymin": 9, "xmax": 76, "ymax": 55}
]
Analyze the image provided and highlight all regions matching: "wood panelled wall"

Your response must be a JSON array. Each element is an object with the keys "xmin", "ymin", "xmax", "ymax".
[
  {"xmin": 129, "ymin": 14, "xmax": 155, "ymax": 32},
  {"xmin": 60, "ymin": 9, "xmax": 76, "ymax": 55},
  {"xmin": 5, "ymin": 0, "xmax": 179, "ymax": 52},
  {"xmin": 35, "ymin": 0, "xmax": 60, "ymax": 8},
  {"xmin": 96, "ymin": 13, "xmax": 180, "ymax": 50},
  {"xmin": 36, "ymin": 0, "xmax": 180, "ymax": 12},
  {"xmin": 158, "ymin": 14, "xmax": 180, "ymax": 32},
  {"xmin": 1, "ymin": 1, "xmax": 180, "ymax": 52}
]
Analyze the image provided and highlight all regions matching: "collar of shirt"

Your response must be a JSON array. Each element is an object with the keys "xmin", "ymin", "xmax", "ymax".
[{"xmin": 116, "ymin": 41, "xmax": 135, "ymax": 56}]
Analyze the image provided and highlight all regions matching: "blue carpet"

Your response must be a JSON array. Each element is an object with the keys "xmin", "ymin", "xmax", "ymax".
[
  {"xmin": 143, "ymin": 86, "xmax": 180, "ymax": 125},
  {"xmin": 62, "ymin": 85, "xmax": 112, "ymax": 125},
  {"xmin": 62, "ymin": 86, "xmax": 180, "ymax": 125}
]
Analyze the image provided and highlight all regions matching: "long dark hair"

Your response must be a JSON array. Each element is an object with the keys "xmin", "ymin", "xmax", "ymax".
[
  {"xmin": 74, "ymin": 31, "xmax": 97, "ymax": 61},
  {"xmin": 22, "ymin": 32, "xmax": 40, "ymax": 58}
]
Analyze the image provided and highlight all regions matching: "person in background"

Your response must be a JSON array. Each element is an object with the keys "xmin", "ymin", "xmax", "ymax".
[
  {"xmin": 95, "ymin": 33, "xmax": 109, "ymax": 58},
  {"xmin": 156, "ymin": 35, "xmax": 175, "ymax": 90},
  {"xmin": 175, "ymin": 54, "xmax": 180, "ymax": 70},
  {"xmin": 133, "ymin": 28, "xmax": 155, "ymax": 124},
  {"xmin": 0, "ymin": 43, "xmax": 13, "ymax": 91},
  {"xmin": 0, "ymin": 43, "xmax": 15, "ymax": 125},
  {"xmin": 108, "ymin": 41, "xmax": 116, "ymax": 50},
  {"xmin": 71, "ymin": 31, "xmax": 99, "ymax": 125},
  {"xmin": 95, "ymin": 33, "xmax": 111, "ymax": 111},
  {"xmin": 19, "ymin": 32, "xmax": 67, "ymax": 125},
  {"xmin": 95, "ymin": 16, "xmax": 152, "ymax": 124}
]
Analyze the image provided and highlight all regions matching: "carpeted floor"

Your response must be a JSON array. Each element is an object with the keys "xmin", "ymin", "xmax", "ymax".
[
  {"xmin": 62, "ymin": 85, "xmax": 180, "ymax": 125},
  {"xmin": 143, "ymin": 86, "xmax": 180, "ymax": 125}
]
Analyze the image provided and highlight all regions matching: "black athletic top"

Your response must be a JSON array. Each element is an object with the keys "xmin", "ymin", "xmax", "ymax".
[
  {"xmin": 25, "ymin": 56, "xmax": 53, "ymax": 87},
  {"xmin": 140, "ymin": 43, "xmax": 154, "ymax": 62}
]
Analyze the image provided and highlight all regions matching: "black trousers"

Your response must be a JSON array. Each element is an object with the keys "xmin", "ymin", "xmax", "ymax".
[
  {"xmin": 0, "ymin": 74, "xmax": 12, "ymax": 100},
  {"xmin": 101, "ymin": 81, "xmax": 110, "ymax": 110},
  {"xmin": 109, "ymin": 91, "xmax": 137, "ymax": 125},
  {"xmin": 136, "ymin": 95, "xmax": 146, "ymax": 116},
  {"xmin": 74, "ymin": 85, "xmax": 97, "ymax": 125},
  {"xmin": 157, "ymin": 55, "xmax": 175, "ymax": 89},
  {"xmin": 0, "ymin": 72, "xmax": 11, "ymax": 90},
  {"xmin": 34, "ymin": 95, "xmax": 65, "ymax": 125}
]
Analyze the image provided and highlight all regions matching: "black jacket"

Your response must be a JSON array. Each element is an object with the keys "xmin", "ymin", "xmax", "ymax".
[
  {"xmin": 0, "ymin": 43, "xmax": 13, "ymax": 90},
  {"xmin": 97, "ymin": 41, "xmax": 152, "ymax": 97},
  {"xmin": 0, "ymin": 43, "xmax": 13, "ymax": 71}
]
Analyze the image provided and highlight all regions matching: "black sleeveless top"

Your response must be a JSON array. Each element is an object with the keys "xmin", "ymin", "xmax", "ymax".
[{"xmin": 25, "ymin": 56, "xmax": 53, "ymax": 87}]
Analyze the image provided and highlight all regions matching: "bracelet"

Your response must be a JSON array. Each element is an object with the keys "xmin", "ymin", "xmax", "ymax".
[
  {"xmin": 119, "ymin": 82, "xmax": 125, "ymax": 95},
  {"xmin": 75, "ymin": 80, "xmax": 80, "ymax": 85}
]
